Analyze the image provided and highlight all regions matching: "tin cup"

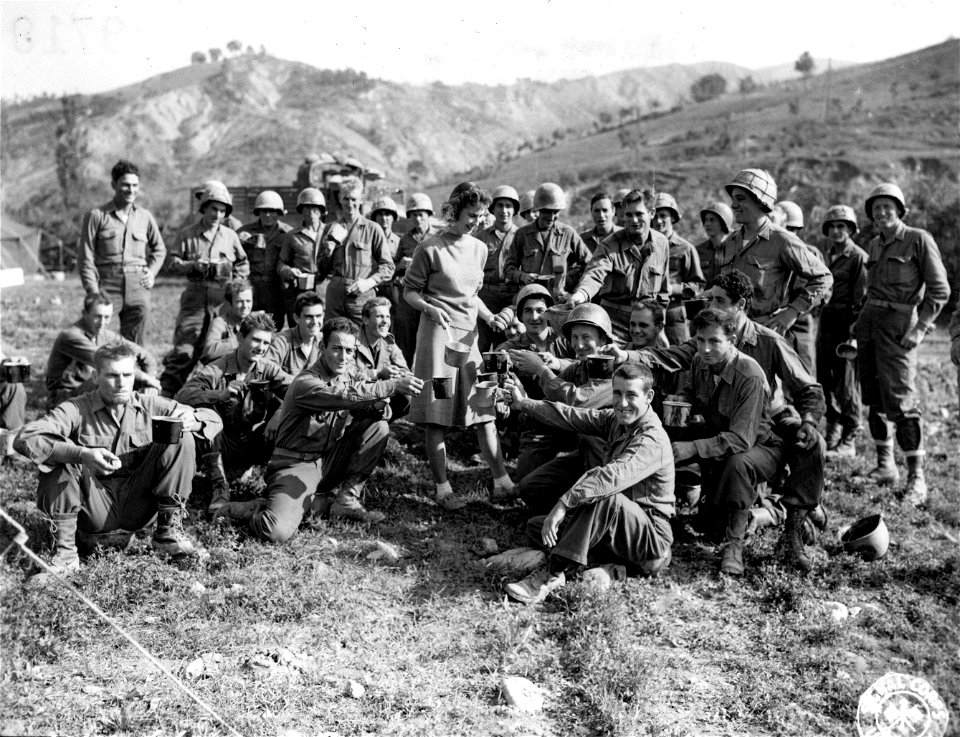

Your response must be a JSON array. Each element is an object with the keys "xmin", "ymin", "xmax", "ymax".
[
  {"xmin": 0, "ymin": 357, "xmax": 31, "ymax": 383},
  {"xmin": 586, "ymin": 354, "xmax": 614, "ymax": 380},
  {"xmin": 683, "ymin": 298, "xmax": 709, "ymax": 322},
  {"xmin": 475, "ymin": 380, "xmax": 498, "ymax": 408},
  {"xmin": 209, "ymin": 259, "xmax": 232, "ymax": 280},
  {"xmin": 151, "ymin": 416, "xmax": 183, "ymax": 444},
  {"xmin": 481, "ymin": 351, "xmax": 508, "ymax": 374},
  {"xmin": 476, "ymin": 371, "xmax": 497, "ymax": 384},
  {"xmin": 297, "ymin": 273, "xmax": 316, "ymax": 290},
  {"xmin": 836, "ymin": 340, "xmax": 858, "ymax": 360},
  {"xmin": 432, "ymin": 376, "xmax": 454, "ymax": 399},
  {"xmin": 662, "ymin": 400, "xmax": 692, "ymax": 428}
]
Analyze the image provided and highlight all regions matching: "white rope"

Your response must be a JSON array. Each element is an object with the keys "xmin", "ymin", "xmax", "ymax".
[{"xmin": 0, "ymin": 507, "xmax": 247, "ymax": 737}]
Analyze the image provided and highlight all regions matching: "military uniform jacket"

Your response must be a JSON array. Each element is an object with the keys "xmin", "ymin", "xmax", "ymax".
[
  {"xmin": 667, "ymin": 232, "xmax": 705, "ymax": 300},
  {"xmin": 503, "ymin": 222, "xmax": 592, "ymax": 293},
  {"xmin": 264, "ymin": 327, "xmax": 322, "ymax": 380},
  {"xmin": 317, "ymin": 218, "xmax": 395, "ymax": 286},
  {"xmin": 580, "ymin": 225, "xmax": 622, "ymax": 254},
  {"xmin": 823, "ymin": 237, "xmax": 868, "ymax": 314},
  {"xmin": 277, "ymin": 224, "xmax": 324, "ymax": 283},
  {"xmin": 478, "ymin": 224, "xmax": 518, "ymax": 290},
  {"xmin": 237, "ymin": 220, "xmax": 292, "ymax": 282},
  {"xmin": 77, "ymin": 200, "xmax": 166, "ymax": 294},
  {"xmin": 354, "ymin": 331, "xmax": 409, "ymax": 380},
  {"xmin": 575, "ymin": 228, "xmax": 671, "ymax": 306},
  {"xmin": 165, "ymin": 222, "xmax": 250, "ymax": 282}
]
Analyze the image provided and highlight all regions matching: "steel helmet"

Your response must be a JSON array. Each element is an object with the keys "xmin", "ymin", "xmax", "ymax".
[
  {"xmin": 864, "ymin": 183, "xmax": 907, "ymax": 219},
  {"xmin": 514, "ymin": 283, "xmax": 555, "ymax": 315},
  {"xmin": 700, "ymin": 202, "xmax": 734, "ymax": 233},
  {"xmin": 490, "ymin": 185, "xmax": 521, "ymax": 213},
  {"xmin": 371, "ymin": 196, "xmax": 400, "ymax": 220},
  {"xmin": 561, "ymin": 303, "xmax": 614, "ymax": 344},
  {"xmin": 296, "ymin": 187, "xmax": 327, "ymax": 214},
  {"xmin": 195, "ymin": 179, "xmax": 227, "ymax": 200},
  {"xmin": 821, "ymin": 204, "xmax": 859, "ymax": 236},
  {"xmin": 839, "ymin": 513, "xmax": 889, "ymax": 561},
  {"xmin": 652, "ymin": 193, "xmax": 682, "ymax": 223},
  {"xmin": 198, "ymin": 182, "xmax": 233, "ymax": 215},
  {"xmin": 253, "ymin": 190, "xmax": 286, "ymax": 214},
  {"xmin": 725, "ymin": 169, "xmax": 778, "ymax": 213},
  {"xmin": 776, "ymin": 200, "xmax": 804, "ymax": 228},
  {"xmin": 405, "ymin": 192, "xmax": 433, "ymax": 215},
  {"xmin": 613, "ymin": 188, "xmax": 632, "ymax": 206},
  {"xmin": 519, "ymin": 190, "xmax": 536, "ymax": 215},
  {"xmin": 533, "ymin": 182, "xmax": 567, "ymax": 211}
]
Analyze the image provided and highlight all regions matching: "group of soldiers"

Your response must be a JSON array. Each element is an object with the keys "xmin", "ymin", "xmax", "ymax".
[{"xmin": 2, "ymin": 156, "xmax": 956, "ymax": 600}]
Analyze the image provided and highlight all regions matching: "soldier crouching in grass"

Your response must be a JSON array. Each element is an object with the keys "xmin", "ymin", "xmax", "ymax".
[
  {"xmin": 213, "ymin": 317, "xmax": 424, "ymax": 540},
  {"xmin": 14, "ymin": 342, "xmax": 223, "ymax": 576},
  {"xmin": 500, "ymin": 363, "xmax": 674, "ymax": 605}
]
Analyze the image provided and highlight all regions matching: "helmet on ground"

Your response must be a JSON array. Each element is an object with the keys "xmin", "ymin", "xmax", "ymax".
[
  {"xmin": 699, "ymin": 202, "xmax": 734, "ymax": 233},
  {"xmin": 839, "ymin": 513, "xmax": 889, "ymax": 561},
  {"xmin": 725, "ymin": 169, "xmax": 778, "ymax": 213},
  {"xmin": 405, "ymin": 192, "xmax": 433, "ymax": 215},
  {"xmin": 652, "ymin": 193, "xmax": 682, "ymax": 223},
  {"xmin": 199, "ymin": 182, "xmax": 233, "ymax": 215},
  {"xmin": 776, "ymin": 200, "xmax": 804, "ymax": 228},
  {"xmin": 371, "ymin": 196, "xmax": 400, "ymax": 220},
  {"xmin": 864, "ymin": 183, "xmax": 907, "ymax": 219},
  {"xmin": 613, "ymin": 188, "xmax": 632, "ymax": 206},
  {"xmin": 561, "ymin": 303, "xmax": 614, "ymax": 344},
  {"xmin": 533, "ymin": 183, "xmax": 567, "ymax": 211},
  {"xmin": 254, "ymin": 190, "xmax": 286, "ymax": 214},
  {"xmin": 514, "ymin": 283, "xmax": 554, "ymax": 315},
  {"xmin": 296, "ymin": 188, "xmax": 327, "ymax": 214},
  {"xmin": 519, "ymin": 190, "xmax": 536, "ymax": 215},
  {"xmin": 821, "ymin": 205, "xmax": 859, "ymax": 236},
  {"xmin": 490, "ymin": 185, "xmax": 520, "ymax": 213}
]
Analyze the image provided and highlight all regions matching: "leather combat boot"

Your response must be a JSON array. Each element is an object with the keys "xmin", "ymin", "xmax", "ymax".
[
  {"xmin": 203, "ymin": 452, "xmax": 231, "ymax": 516},
  {"xmin": 720, "ymin": 510, "xmax": 751, "ymax": 576},
  {"xmin": 865, "ymin": 442, "xmax": 899, "ymax": 485},
  {"xmin": 330, "ymin": 485, "xmax": 385, "ymax": 524},
  {"xmin": 152, "ymin": 506, "xmax": 202, "ymax": 557},
  {"xmin": 779, "ymin": 507, "xmax": 813, "ymax": 574},
  {"xmin": 48, "ymin": 513, "xmax": 81, "ymax": 574},
  {"xmin": 903, "ymin": 452, "xmax": 928, "ymax": 507}
]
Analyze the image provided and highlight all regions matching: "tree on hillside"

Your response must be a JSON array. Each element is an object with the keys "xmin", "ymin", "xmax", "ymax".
[
  {"xmin": 739, "ymin": 76, "xmax": 758, "ymax": 95},
  {"xmin": 226, "ymin": 40, "xmax": 242, "ymax": 55},
  {"xmin": 191, "ymin": 51, "xmax": 207, "ymax": 64},
  {"xmin": 618, "ymin": 127, "xmax": 646, "ymax": 181},
  {"xmin": 795, "ymin": 51, "xmax": 816, "ymax": 88},
  {"xmin": 209, "ymin": 47, "xmax": 222, "ymax": 63},
  {"xmin": 690, "ymin": 74, "xmax": 727, "ymax": 103}
]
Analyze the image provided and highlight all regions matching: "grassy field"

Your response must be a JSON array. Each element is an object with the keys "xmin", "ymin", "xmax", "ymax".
[{"xmin": 1, "ymin": 277, "xmax": 958, "ymax": 737}]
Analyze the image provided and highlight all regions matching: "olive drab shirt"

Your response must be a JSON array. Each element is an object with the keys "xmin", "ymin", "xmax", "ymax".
[
  {"xmin": 824, "ymin": 238, "xmax": 868, "ymax": 313},
  {"xmin": 666, "ymin": 232, "xmax": 706, "ymax": 300},
  {"xmin": 354, "ymin": 331, "xmax": 408, "ymax": 380},
  {"xmin": 575, "ymin": 228, "xmax": 671, "ymax": 306},
  {"xmin": 278, "ymin": 224, "xmax": 325, "ymax": 283},
  {"xmin": 503, "ymin": 221, "xmax": 592, "ymax": 294},
  {"xmin": 580, "ymin": 225, "xmax": 622, "ymax": 254},
  {"xmin": 695, "ymin": 238, "xmax": 725, "ymax": 287},
  {"xmin": 317, "ymin": 218, "xmax": 395, "ymax": 286},
  {"xmin": 264, "ymin": 327, "xmax": 323, "ymax": 381},
  {"xmin": 165, "ymin": 222, "xmax": 250, "ymax": 281},
  {"xmin": 862, "ymin": 221, "xmax": 950, "ymax": 330},
  {"xmin": 77, "ymin": 201, "xmax": 166, "ymax": 294},
  {"xmin": 237, "ymin": 220, "xmax": 292, "ymax": 282},
  {"xmin": 478, "ymin": 223, "xmax": 519, "ymax": 289},
  {"xmin": 716, "ymin": 220, "xmax": 831, "ymax": 321}
]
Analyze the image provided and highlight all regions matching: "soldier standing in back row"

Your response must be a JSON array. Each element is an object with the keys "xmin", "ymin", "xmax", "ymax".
[
  {"xmin": 237, "ymin": 190, "xmax": 291, "ymax": 329},
  {"xmin": 580, "ymin": 192, "xmax": 622, "ymax": 253},
  {"xmin": 277, "ymin": 188, "xmax": 328, "ymax": 322},
  {"xmin": 651, "ymin": 193, "xmax": 705, "ymax": 345},
  {"xmin": 77, "ymin": 160, "xmax": 166, "ymax": 345},
  {"xmin": 477, "ymin": 185, "xmax": 521, "ymax": 351},
  {"xmin": 392, "ymin": 193, "xmax": 436, "ymax": 365},
  {"xmin": 717, "ymin": 169, "xmax": 832, "ymax": 342},
  {"xmin": 695, "ymin": 201, "xmax": 734, "ymax": 287},
  {"xmin": 852, "ymin": 183, "xmax": 949, "ymax": 506}
]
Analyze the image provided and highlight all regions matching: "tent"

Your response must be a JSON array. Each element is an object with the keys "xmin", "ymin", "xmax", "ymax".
[{"xmin": 1, "ymin": 213, "xmax": 50, "ymax": 275}]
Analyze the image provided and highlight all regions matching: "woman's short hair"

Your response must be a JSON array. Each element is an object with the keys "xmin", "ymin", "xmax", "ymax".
[
  {"xmin": 612, "ymin": 362, "xmax": 654, "ymax": 393},
  {"xmin": 442, "ymin": 182, "xmax": 492, "ymax": 222},
  {"xmin": 322, "ymin": 317, "xmax": 360, "ymax": 345},
  {"xmin": 692, "ymin": 307, "xmax": 737, "ymax": 338}
]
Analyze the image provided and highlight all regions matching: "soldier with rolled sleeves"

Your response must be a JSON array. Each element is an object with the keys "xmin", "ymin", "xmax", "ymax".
[
  {"xmin": 77, "ymin": 160, "xmax": 166, "ymax": 345},
  {"xmin": 651, "ymin": 193, "xmax": 705, "ymax": 345},
  {"xmin": 695, "ymin": 201, "xmax": 734, "ymax": 286},
  {"xmin": 47, "ymin": 293, "xmax": 160, "ymax": 407},
  {"xmin": 392, "ymin": 193, "xmax": 436, "ymax": 365},
  {"xmin": 237, "ymin": 190, "xmax": 291, "ymax": 329},
  {"xmin": 317, "ymin": 177, "xmax": 395, "ymax": 324},
  {"xmin": 159, "ymin": 182, "xmax": 250, "ymax": 396},
  {"xmin": 566, "ymin": 189, "xmax": 670, "ymax": 343},
  {"xmin": 15, "ymin": 342, "xmax": 223, "ymax": 573},
  {"xmin": 504, "ymin": 183, "xmax": 593, "ymax": 307},
  {"xmin": 355, "ymin": 297, "xmax": 411, "ymax": 421},
  {"xmin": 716, "ymin": 169, "xmax": 832, "ymax": 356},
  {"xmin": 214, "ymin": 318, "xmax": 424, "ymax": 539},
  {"xmin": 477, "ymin": 185, "xmax": 522, "ymax": 352},
  {"xmin": 277, "ymin": 188, "xmax": 327, "ymax": 322},
  {"xmin": 264, "ymin": 291, "xmax": 325, "ymax": 381},
  {"xmin": 853, "ymin": 183, "xmax": 950, "ymax": 506},
  {"xmin": 579, "ymin": 192, "xmax": 622, "ymax": 254},
  {"xmin": 818, "ymin": 205, "xmax": 868, "ymax": 457}
]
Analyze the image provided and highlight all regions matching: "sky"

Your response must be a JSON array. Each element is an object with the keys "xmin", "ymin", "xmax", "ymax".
[{"xmin": 1, "ymin": 0, "xmax": 958, "ymax": 100}]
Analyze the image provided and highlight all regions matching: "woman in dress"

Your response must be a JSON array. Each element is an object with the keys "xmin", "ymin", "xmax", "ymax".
[{"xmin": 403, "ymin": 182, "xmax": 515, "ymax": 508}]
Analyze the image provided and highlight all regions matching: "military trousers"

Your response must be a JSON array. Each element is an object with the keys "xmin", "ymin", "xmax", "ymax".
[{"xmin": 96, "ymin": 267, "xmax": 151, "ymax": 344}]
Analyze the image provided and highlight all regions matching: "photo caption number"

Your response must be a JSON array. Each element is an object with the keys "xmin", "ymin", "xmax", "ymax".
[{"xmin": 12, "ymin": 14, "xmax": 125, "ymax": 54}]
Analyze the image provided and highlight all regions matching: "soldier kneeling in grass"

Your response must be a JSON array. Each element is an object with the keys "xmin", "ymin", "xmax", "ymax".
[
  {"xmin": 501, "ymin": 362, "xmax": 675, "ymax": 605},
  {"xmin": 15, "ymin": 342, "xmax": 223, "ymax": 575}
]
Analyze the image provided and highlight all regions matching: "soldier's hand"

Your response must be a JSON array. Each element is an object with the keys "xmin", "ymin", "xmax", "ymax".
[
  {"xmin": 507, "ymin": 349, "xmax": 545, "ymax": 376},
  {"xmin": 565, "ymin": 290, "xmax": 587, "ymax": 308},
  {"xmin": 80, "ymin": 447, "xmax": 122, "ymax": 475},
  {"xmin": 519, "ymin": 272, "xmax": 538, "ymax": 285},
  {"xmin": 170, "ymin": 407, "xmax": 202, "ymax": 432},
  {"xmin": 600, "ymin": 344, "xmax": 629, "ymax": 366},
  {"xmin": 396, "ymin": 374, "xmax": 424, "ymax": 397},
  {"xmin": 353, "ymin": 277, "xmax": 376, "ymax": 295},
  {"xmin": 222, "ymin": 380, "xmax": 245, "ymax": 401},
  {"xmin": 264, "ymin": 412, "xmax": 281, "ymax": 442},
  {"xmin": 139, "ymin": 271, "xmax": 156, "ymax": 289},
  {"xmin": 764, "ymin": 308, "xmax": 799, "ymax": 335},
  {"xmin": 541, "ymin": 501, "xmax": 568, "ymax": 548},
  {"xmin": 899, "ymin": 325, "xmax": 926, "ymax": 349},
  {"xmin": 671, "ymin": 441, "xmax": 698, "ymax": 462},
  {"xmin": 795, "ymin": 421, "xmax": 820, "ymax": 450},
  {"xmin": 501, "ymin": 376, "xmax": 528, "ymax": 405}
]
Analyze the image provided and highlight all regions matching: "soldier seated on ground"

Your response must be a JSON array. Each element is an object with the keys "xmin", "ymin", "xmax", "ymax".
[
  {"xmin": 46, "ymin": 293, "xmax": 160, "ymax": 408},
  {"xmin": 176, "ymin": 312, "xmax": 290, "ymax": 516},
  {"xmin": 264, "ymin": 291, "xmax": 325, "ymax": 381},
  {"xmin": 15, "ymin": 342, "xmax": 223, "ymax": 574},
  {"xmin": 213, "ymin": 317, "xmax": 424, "ymax": 541},
  {"xmin": 200, "ymin": 278, "xmax": 255, "ymax": 364},
  {"xmin": 1, "ymin": 357, "xmax": 28, "ymax": 461},
  {"xmin": 355, "ymin": 297, "xmax": 411, "ymax": 421},
  {"xmin": 501, "ymin": 363, "xmax": 675, "ymax": 605}
]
